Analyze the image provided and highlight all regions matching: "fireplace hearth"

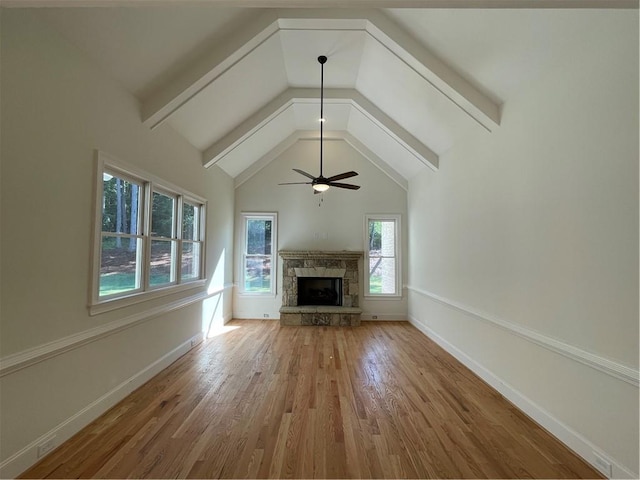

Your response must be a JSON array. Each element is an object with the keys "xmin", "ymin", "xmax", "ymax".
[{"xmin": 279, "ymin": 250, "xmax": 363, "ymax": 326}]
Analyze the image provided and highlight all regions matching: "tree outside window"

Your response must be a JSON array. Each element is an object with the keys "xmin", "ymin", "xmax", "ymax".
[
  {"xmin": 93, "ymin": 152, "xmax": 206, "ymax": 312},
  {"xmin": 242, "ymin": 214, "xmax": 277, "ymax": 294},
  {"xmin": 366, "ymin": 215, "xmax": 400, "ymax": 296}
]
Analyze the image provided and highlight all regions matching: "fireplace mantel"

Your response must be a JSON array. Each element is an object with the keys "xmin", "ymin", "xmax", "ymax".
[
  {"xmin": 279, "ymin": 250, "xmax": 363, "ymax": 261},
  {"xmin": 279, "ymin": 250, "xmax": 363, "ymax": 326}
]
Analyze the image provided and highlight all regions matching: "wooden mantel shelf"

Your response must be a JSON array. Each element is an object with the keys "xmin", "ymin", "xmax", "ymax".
[{"xmin": 278, "ymin": 250, "xmax": 363, "ymax": 260}]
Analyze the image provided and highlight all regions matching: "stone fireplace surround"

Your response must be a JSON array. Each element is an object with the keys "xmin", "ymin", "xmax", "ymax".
[{"xmin": 279, "ymin": 250, "xmax": 363, "ymax": 326}]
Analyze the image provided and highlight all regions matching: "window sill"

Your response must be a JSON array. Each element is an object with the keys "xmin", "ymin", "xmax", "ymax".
[
  {"xmin": 89, "ymin": 279, "xmax": 207, "ymax": 316},
  {"xmin": 364, "ymin": 294, "xmax": 404, "ymax": 301},
  {"xmin": 237, "ymin": 292, "xmax": 278, "ymax": 298}
]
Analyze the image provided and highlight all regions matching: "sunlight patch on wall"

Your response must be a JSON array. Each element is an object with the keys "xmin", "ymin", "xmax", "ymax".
[{"xmin": 203, "ymin": 249, "xmax": 231, "ymax": 338}]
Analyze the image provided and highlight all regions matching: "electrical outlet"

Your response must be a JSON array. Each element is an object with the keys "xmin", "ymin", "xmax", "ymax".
[
  {"xmin": 372, "ymin": 315, "xmax": 378, "ymax": 319},
  {"xmin": 263, "ymin": 313, "xmax": 269, "ymax": 318},
  {"xmin": 593, "ymin": 452, "xmax": 612, "ymax": 477},
  {"xmin": 190, "ymin": 338, "xmax": 197, "ymax": 348},
  {"xmin": 37, "ymin": 436, "xmax": 56, "ymax": 458}
]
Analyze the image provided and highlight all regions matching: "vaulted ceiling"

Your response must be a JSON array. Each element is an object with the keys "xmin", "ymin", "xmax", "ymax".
[{"xmin": 26, "ymin": 1, "xmax": 629, "ymax": 189}]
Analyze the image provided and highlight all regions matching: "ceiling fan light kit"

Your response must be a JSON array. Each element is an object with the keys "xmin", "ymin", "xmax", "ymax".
[{"xmin": 279, "ymin": 55, "xmax": 360, "ymax": 194}]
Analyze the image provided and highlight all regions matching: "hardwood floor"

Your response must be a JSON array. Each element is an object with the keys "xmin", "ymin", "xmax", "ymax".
[{"xmin": 22, "ymin": 320, "xmax": 603, "ymax": 479}]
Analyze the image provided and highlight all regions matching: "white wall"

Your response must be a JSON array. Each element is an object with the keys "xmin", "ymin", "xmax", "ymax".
[
  {"xmin": 233, "ymin": 139, "xmax": 408, "ymax": 320},
  {"xmin": 0, "ymin": 10, "xmax": 234, "ymax": 477},
  {"xmin": 407, "ymin": 11, "xmax": 638, "ymax": 478}
]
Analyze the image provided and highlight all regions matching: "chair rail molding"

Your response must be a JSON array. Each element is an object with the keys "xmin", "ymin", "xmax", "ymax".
[
  {"xmin": 406, "ymin": 285, "xmax": 639, "ymax": 387},
  {"xmin": 0, "ymin": 284, "xmax": 234, "ymax": 378}
]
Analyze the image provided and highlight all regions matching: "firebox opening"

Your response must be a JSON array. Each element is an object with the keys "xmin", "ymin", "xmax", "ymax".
[{"xmin": 297, "ymin": 277, "xmax": 342, "ymax": 306}]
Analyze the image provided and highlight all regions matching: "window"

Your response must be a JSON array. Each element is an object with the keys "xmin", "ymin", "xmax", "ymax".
[
  {"xmin": 365, "ymin": 215, "xmax": 401, "ymax": 297},
  {"xmin": 91, "ymin": 151, "xmax": 206, "ymax": 313},
  {"xmin": 241, "ymin": 213, "xmax": 277, "ymax": 295}
]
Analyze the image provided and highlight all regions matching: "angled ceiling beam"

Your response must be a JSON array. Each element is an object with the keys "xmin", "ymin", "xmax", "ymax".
[
  {"xmin": 202, "ymin": 87, "xmax": 439, "ymax": 171},
  {"xmin": 234, "ymin": 131, "xmax": 303, "ymax": 189},
  {"xmin": 141, "ymin": 10, "xmax": 280, "ymax": 129},
  {"xmin": 142, "ymin": 10, "xmax": 502, "ymax": 132},
  {"xmin": 202, "ymin": 87, "xmax": 303, "ymax": 168},
  {"xmin": 339, "ymin": 133, "xmax": 409, "ymax": 191},
  {"xmin": 234, "ymin": 130, "xmax": 409, "ymax": 191},
  {"xmin": 277, "ymin": 10, "xmax": 500, "ymax": 130}
]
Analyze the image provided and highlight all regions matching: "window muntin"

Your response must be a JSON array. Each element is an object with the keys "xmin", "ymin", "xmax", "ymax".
[
  {"xmin": 92, "ymin": 152, "xmax": 206, "ymax": 312},
  {"xmin": 242, "ymin": 214, "xmax": 276, "ymax": 295},
  {"xmin": 366, "ymin": 215, "xmax": 400, "ymax": 297}
]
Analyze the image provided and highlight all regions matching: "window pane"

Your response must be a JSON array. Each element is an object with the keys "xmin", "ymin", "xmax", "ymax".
[
  {"xmin": 246, "ymin": 219, "xmax": 272, "ymax": 255},
  {"xmin": 181, "ymin": 241, "xmax": 201, "ymax": 281},
  {"xmin": 368, "ymin": 220, "xmax": 395, "ymax": 256},
  {"xmin": 368, "ymin": 257, "xmax": 396, "ymax": 294},
  {"xmin": 182, "ymin": 203, "xmax": 199, "ymax": 241},
  {"xmin": 100, "ymin": 235, "xmax": 141, "ymax": 296},
  {"xmin": 150, "ymin": 239, "xmax": 176, "ymax": 286},
  {"xmin": 102, "ymin": 173, "xmax": 141, "ymax": 234},
  {"xmin": 244, "ymin": 255, "xmax": 271, "ymax": 292},
  {"xmin": 152, "ymin": 192, "xmax": 175, "ymax": 238}
]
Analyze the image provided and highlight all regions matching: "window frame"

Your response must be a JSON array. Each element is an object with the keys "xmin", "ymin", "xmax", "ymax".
[
  {"xmin": 364, "ymin": 214, "xmax": 402, "ymax": 299},
  {"xmin": 90, "ymin": 151, "xmax": 207, "ymax": 315},
  {"xmin": 240, "ymin": 212, "xmax": 277, "ymax": 297}
]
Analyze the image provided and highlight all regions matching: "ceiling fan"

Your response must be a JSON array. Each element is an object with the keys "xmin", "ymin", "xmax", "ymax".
[{"xmin": 279, "ymin": 55, "xmax": 360, "ymax": 194}]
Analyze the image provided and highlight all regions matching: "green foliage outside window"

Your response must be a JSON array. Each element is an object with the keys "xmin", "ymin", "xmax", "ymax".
[{"xmin": 98, "ymin": 169, "xmax": 204, "ymax": 299}]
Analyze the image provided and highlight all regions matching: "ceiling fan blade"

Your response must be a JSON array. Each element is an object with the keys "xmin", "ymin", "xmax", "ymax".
[
  {"xmin": 329, "ymin": 182, "xmax": 360, "ymax": 190},
  {"xmin": 293, "ymin": 168, "xmax": 316, "ymax": 180},
  {"xmin": 326, "ymin": 171, "xmax": 358, "ymax": 182},
  {"xmin": 278, "ymin": 182, "xmax": 312, "ymax": 185}
]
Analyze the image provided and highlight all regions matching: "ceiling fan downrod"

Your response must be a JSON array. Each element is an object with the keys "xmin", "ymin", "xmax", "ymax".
[
  {"xmin": 318, "ymin": 55, "xmax": 326, "ymax": 179},
  {"xmin": 277, "ymin": 55, "xmax": 360, "ymax": 193}
]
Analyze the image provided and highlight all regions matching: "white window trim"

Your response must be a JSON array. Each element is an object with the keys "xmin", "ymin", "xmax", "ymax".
[
  {"xmin": 239, "ymin": 212, "xmax": 277, "ymax": 297},
  {"xmin": 89, "ymin": 151, "xmax": 207, "ymax": 315},
  {"xmin": 364, "ymin": 214, "xmax": 402, "ymax": 299}
]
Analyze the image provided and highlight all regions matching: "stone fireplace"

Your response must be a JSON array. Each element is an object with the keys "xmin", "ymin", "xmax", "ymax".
[{"xmin": 279, "ymin": 250, "xmax": 363, "ymax": 326}]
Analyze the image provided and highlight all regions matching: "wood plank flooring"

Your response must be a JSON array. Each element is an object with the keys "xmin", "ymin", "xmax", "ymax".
[{"xmin": 21, "ymin": 320, "xmax": 603, "ymax": 479}]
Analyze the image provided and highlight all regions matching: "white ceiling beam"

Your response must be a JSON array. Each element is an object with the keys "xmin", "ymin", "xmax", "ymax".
[
  {"xmin": 339, "ymin": 133, "xmax": 409, "ymax": 191},
  {"xmin": 277, "ymin": 11, "xmax": 500, "ymax": 130},
  {"xmin": 234, "ymin": 130, "xmax": 409, "ymax": 190},
  {"xmin": 141, "ymin": 11, "xmax": 280, "ymax": 129},
  {"xmin": 365, "ymin": 11, "xmax": 501, "ymax": 130},
  {"xmin": 342, "ymin": 89, "xmax": 439, "ymax": 170},
  {"xmin": 234, "ymin": 131, "xmax": 303, "ymax": 189},
  {"xmin": 142, "ymin": 10, "xmax": 502, "ymax": 134},
  {"xmin": 202, "ymin": 88, "xmax": 302, "ymax": 168},
  {"xmin": 5, "ymin": 1, "xmax": 637, "ymax": 8},
  {"xmin": 202, "ymin": 87, "xmax": 439, "ymax": 171}
]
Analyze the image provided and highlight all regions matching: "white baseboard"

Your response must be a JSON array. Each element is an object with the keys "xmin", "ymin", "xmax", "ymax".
[
  {"xmin": 361, "ymin": 314, "xmax": 407, "ymax": 321},
  {"xmin": 408, "ymin": 314, "xmax": 637, "ymax": 479},
  {"xmin": 0, "ymin": 332, "xmax": 202, "ymax": 479},
  {"xmin": 232, "ymin": 312, "xmax": 280, "ymax": 320},
  {"xmin": 231, "ymin": 313, "xmax": 408, "ymax": 321}
]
